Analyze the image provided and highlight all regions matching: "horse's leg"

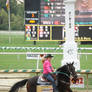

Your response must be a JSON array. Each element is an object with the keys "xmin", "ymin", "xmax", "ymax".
[
  {"xmin": 58, "ymin": 86, "xmax": 72, "ymax": 92},
  {"xmin": 26, "ymin": 81, "xmax": 37, "ymax": 92},
  {"xmin": 61, "ymin": 88, "xmax": 67, "ymax": 92},
  {"xmin": 61, "ymin": 86, "xmax": 72, "ymax": 92},
  {"xmin": 58, "ymin": 86, "xmax": 66, "ymax": 92},
  {"xmin": 26, "ymin": 82, "xmax": 31, "ymax": 92},
  {"xmin": 66, "ymin": 86, "xmax": 72, "ymax": 92},
  {"xmin": 26, "ymin": 76, "xmax": 38, "ymax": 92},
  {"xmin": 68, "ymin": 88, "xmax": 72, "ymax": 92}
]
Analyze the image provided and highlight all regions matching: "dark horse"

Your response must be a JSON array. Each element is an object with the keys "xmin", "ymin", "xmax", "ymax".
[{"xmin": 9, "ymin": 63, "xmax": 78, "ymax": 92}]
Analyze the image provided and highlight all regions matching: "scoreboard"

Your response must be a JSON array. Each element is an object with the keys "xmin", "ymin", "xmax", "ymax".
[
  {"xmin": 25, "ymin": 0, "xmax": 64, "ymax": 25},
  {"xmin": 25, "ymin": 0, "xmax": 64, "ymax": 41},
  {"xmin": 75, "ymin": 26, "xmax": 92, "ymax": 41},
  {"xmin": 25, "ymin": 0, "xmax": 40, "ymax": 24},
  {"xmin": 25, "ymin": 25, "xmax": 63, "ymax": 41},
  {"xmin": 25, "ymin": 0, "xmax": 92, "ymax": 41},
  {"xmin": 40, "ymin": 0, "xmax": 64, "ymax": 25}
]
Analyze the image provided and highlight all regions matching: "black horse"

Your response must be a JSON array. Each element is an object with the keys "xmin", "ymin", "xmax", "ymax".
[{"xmin": 9, "ymin": 63, "xmax": 78, "ymax": 92}]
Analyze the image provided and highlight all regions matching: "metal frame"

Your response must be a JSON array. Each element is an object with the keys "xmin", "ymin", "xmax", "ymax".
[{"xmin": 25, "ymin": 24, "xmax": 92, "ymax": 41}]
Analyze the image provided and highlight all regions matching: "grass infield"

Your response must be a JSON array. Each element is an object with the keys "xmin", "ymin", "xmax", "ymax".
[{"xmin": 0, "ymin": 33, "xmax": 92, "ymax": 90}]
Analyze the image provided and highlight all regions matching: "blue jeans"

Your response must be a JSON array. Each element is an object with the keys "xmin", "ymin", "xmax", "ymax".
[{"xmin": 43, "ymin": 73, "xmax": 57, "ymax": 91}]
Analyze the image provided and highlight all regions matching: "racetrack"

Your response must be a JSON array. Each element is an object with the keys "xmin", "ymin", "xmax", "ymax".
[
  {"xmin": 0, "ymin": 73, "xmax": 92, "ymax": 92},
  {"xmin": 0, "ymin": 31, "xmax": 92, "ymax": 92},
  {"xmin": 0, "ymin": 73, "xmax": 29, "ymax": 92}
]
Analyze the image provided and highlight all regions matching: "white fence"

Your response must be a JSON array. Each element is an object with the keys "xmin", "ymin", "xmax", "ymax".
[
  {"xmin": 0, "ymin": 47, "xmax": 92, "ymax": 69},
  {"xmin": 0, "ymin": 31, "xmax": 24, "ymax": 35},
  {"xmin": 0, "ymin": 47, "xmax": 92, "ymax": 92},
  {"xmin": 1, "ymin": 47, "xmax": 92, "ymax": 50},
  {"xmin": 0, "ymin": 51, "xmax": 92, "ymax": 69}
]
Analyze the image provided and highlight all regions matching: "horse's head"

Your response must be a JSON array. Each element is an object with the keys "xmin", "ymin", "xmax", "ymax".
[
  {"xmin": 57, "ymin": 62, "xmax": 77, "ymax": 79},
  {"xmin": 67, "ymin": 62, "xmax": 78, "ymax": 80}
]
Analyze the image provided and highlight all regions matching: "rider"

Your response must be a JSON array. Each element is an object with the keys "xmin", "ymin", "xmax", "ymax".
[{"xmin": 42, "ymin": 54, "xmax": 58, "ymax": 92}]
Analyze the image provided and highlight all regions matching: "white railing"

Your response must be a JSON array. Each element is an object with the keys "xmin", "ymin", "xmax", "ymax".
[
  {"xmin": 0, "ymin": 52, "xmax": 92, "ymax": 55},
  {"xmin": 0, "ymin": 47, "xmax": 92, "ymax": 50},
  {"xmin": 0, "ymin": 52, "xmax": 92, "ymax": 69}
]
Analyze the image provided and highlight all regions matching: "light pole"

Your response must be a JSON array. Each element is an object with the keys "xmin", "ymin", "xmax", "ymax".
[
  {"xmin": 62, "ymin": 0, "xmax": 80, "ymax": 70},
  {"xmin": 8, "ymin": 1, "xmax": 11, "ymax": 44}
]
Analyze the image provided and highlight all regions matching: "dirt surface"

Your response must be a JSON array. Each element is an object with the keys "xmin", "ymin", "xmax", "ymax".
[
  {"xmin": 1, "ymin": 89, "xmax": 92, "ymax": 92},
  {"xmin": 0, "ymin": 73, "xmax": 91, "ymax": 92},
  {"xmin": 74, "ymin": 91, "xmax": 92, "ymax": 92},
  {"xmin": 0, "ymin": 73, "xmax": 29, "ymax": 92}
]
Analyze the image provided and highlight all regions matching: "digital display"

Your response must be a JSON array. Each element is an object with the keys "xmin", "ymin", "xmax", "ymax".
[
  {"xmin": 40, "ymin": 0, "xmax": 92, "ymax": 25},
  {"xmin": 25, "ymin": 25, "xmax": 37, "ymax": 40},
  {"xmin": 25, "ymin": 25, "xmax": 92, "ymax": 41},
  {"xmin": 75, "ymin": 26, "xmax": 92, "ymax": 41},
  {"xmin": 25, "ymin": 0, "xmax": 92, "ymax": 41},
  {"xmin": 25, "ymin": 0, "xmax": 92, "ymax": 25},
  {"xmin": 25, "ymin": 0, "xmax": 40, "ymax": 24},
  {"xmin": 25, "ymin": 0, "xmax": 40, "ymax": 11},
  {"xmin": 25, "ymin": 11, "xmax": 39, "ymax": 24},
  {"xmin": 25, "ymin": 25, "xmax": 64, "ymax": 41},
  {"xmin": 39, "ymin": 26, "xmax": 50, "ymax": 40},
  {"xmin": 52, "ymin": 26, "xmax": 63, "ymax": 40},
  {"xmin": 40, "ymin": 0, "xmax": 64, "ymax": 25}
]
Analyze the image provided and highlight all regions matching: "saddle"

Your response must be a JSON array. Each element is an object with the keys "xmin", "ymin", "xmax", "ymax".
[{"xmin": 37, "ymin": 75, "xmax": 52, "ymax": 85}]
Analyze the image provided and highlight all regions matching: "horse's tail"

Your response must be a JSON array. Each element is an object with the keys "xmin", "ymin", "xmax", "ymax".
[{"xmin": 9, "ymin": 79, "xmax": 28, "ymax": 92}]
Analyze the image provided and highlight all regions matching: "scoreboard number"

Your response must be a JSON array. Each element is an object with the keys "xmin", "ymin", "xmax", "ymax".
[
  {"xmin": 25, "ymin": 25, "xmax": 37, "ymax": 40},
  {"xmin": 32, "ymin": 13, "xmax": 35, "ymax": 18},
  {"xmin": 39, "ymin": 26, "xmax": 50, "ymax": 40}
]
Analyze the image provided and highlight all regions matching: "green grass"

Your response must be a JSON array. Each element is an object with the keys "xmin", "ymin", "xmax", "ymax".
[
  {"xmin": 0, "ymin": 54, "xmax": 62, "ymax": 69},
  {"xmin": 0, "ymin": 34, "xmax": 58, "ymax": 47},
  {"xmin": 0, "ymin": 33, "xmax": 92, "ymax": 90},
  {"xmin": 0, "ymin": 34, "xmax": 92, "ymax": 47},
  {"xmin": 0, "ymin": 54, "xmax": 92, "ymax": 70},
  {"xmin": 0, "ymin": 33, "xmax": 92, "ymax": 70}
]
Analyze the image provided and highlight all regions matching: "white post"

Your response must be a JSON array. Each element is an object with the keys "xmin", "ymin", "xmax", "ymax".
[
  {"xmin": 8, "ymin": 0, "xmax": 11, "ymax": 43},
  {"xmin": 37, "ymin": 55, "xmax": 40, "ymax": 69},
  {"xmin": 62, "ymin": 0, "xmax": 80, "ymax": 70}
]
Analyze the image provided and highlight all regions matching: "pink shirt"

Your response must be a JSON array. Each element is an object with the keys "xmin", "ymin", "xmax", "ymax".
[{"xmin": 43, "ymin": 60, "xmax": 53, "ymax": 74}]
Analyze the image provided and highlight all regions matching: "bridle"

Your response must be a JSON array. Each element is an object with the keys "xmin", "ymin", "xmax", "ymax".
[
  {"xmin": 67, "ymin": 65, "xmax": 72, "ymax": 75},
  {"xmin": 55, "ymin": 65, "xmax": 77, "ymax": 85},
  {"xmin": 56, "ymin": 71, "xmax": 70, "ymax": 79},
  {"xmin": 56, "ymin": 65, "xmax": 74, "ymax": 78},
  {"xmin": 67, "ymin": 65, "xmax": 77, "ymax": 78}
]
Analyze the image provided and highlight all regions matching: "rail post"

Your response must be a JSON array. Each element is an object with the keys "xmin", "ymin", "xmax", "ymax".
[{"xmin": 86, "ymin": 74, "xmax": 89, "ymax": 92}]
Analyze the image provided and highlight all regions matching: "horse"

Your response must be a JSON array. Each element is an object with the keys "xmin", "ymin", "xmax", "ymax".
[{"xmin": 9, "ymin": 62, "xmax": 78, "ymax": 92}]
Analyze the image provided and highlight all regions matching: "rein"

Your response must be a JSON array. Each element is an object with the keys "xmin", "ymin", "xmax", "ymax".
[
  {"xmin": 56, "ymin": 71, "xmax": 70, "ymax": 79},
  {"xmin": 54, "ymin": 71, "xmax": 71, "ymax": 85},
  {"xmin": 52, "ymin": 71, "xmax": 70, "ymax": 79}
]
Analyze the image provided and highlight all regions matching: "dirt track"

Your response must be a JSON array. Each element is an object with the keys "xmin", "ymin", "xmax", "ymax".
[
  {"xmin": 0, "ymin": 73, "xmax": 91, "ymax": 92},
  {"xmin": 0, "ymin": 73, "xmax": 29, "ymax": 92},
  {"xmin": 73, "ymin": 89, "xmax": 92, "ymax": 92}
]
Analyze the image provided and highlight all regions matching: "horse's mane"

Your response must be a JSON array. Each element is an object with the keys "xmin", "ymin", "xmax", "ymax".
[{"xmin": 56, "ymin": 65, "xmax": 68, "ymax": 72}]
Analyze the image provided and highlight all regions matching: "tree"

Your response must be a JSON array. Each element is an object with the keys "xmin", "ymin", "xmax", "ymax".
[
  {"xmin": 10, "ymin": 0, "xmax": 18, "ymax": 15},
  {"xmin": 0, "ymin": 0, "xmax": 24, "ymax": 30},
  {"xmin": 0, "ymin": 0, "xmax": 7, "ymax": 11},
  {"xmin": 0, "ymin": 8, "xmax": 8, "ymax": 30},
  {"xmin": 11, "ymin": 14, "xmax": 24, "ymax": 30},
  {"xmin": 17, "ymin": 3, "xmax": 24, "ymax": 17}
]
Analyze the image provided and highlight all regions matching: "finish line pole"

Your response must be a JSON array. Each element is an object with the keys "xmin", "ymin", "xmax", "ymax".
[{"xmin": 62, "ymin": 0, "xmax": 80, "ymax": 70}]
